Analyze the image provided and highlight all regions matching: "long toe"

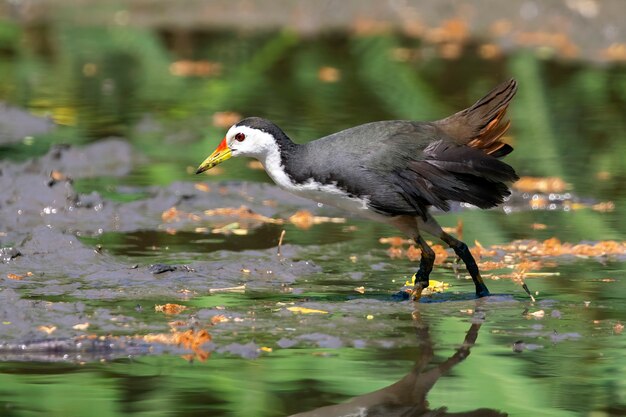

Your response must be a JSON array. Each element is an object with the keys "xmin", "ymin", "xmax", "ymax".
[{"xmin": 411, "ymin": 282, "xmax": 427, "ymax": 301}]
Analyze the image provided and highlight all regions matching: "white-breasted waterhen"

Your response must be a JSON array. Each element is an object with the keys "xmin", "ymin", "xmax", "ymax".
[{"xmin": 196, "ymin": 79, "xmax": 519, "ymax": 299}]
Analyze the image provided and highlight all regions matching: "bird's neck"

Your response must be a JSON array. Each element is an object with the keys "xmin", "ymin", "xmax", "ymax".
[{"xmin": 258, "ymin": 134, "xmax": 300, "ymax": 189}]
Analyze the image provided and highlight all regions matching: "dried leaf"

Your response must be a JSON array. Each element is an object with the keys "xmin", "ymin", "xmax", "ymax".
[
  {"xmin": 477, "ymin": 261, "xmax": 506, "ymax": 271},
  {"xmin": 379, "ymin": 236, "xmax": 411, "ymax": 246},
  {"xmin": 155, "ymin": 303, "xmax": 187, "ymax": 315},
  {"xmin": 211, "ymin": 315, "xmax": 228, "ymax": 324},
  {"xmin": 72, "ymin": 322, "xmax": 90, "ymax": 331},
  {"xmin": 473, "ymin": 240, "xmax": 497, "ymax": 258},
  {"xmin": 432, "ymin": 245, "xmax": 449, "ymax": 265},
  {"xmin": 406, "ymin": 245, "xmax": 421, "ymax": 261},
  {"xmin": 6, "ymin": 273, "xmax": 24, "ymax": 280},
  {"xmin": 205, "ymin": 206, "xmax": 282, "ymax": 224},
  {"xmin": 404, "ymin": 277, "xmax": 450, "ymax": 294},
  {"xmin": 287, "ymin": 306, "xmax": 328, "ymax": 314},
  {"xmin": 160, "ymin": 328, "xmax": 213, "ymax": 362},
  {"xmin": 50, "ymin": 170, "xmax": 70, "ymax": 182},
  {"xmin": 513, "ymin": 176, "xmax": 570, "ymax": 193},
  {"xmin": 289, "ymin": 210, "xmax": 345, "ymax": 229},
  {"xmin": 387, "ymin": 246, "xmax": 404, "ymax": 259},
  {"xmin": 208, "ymin": 285, "xmax": 245, "ymax": 294},
  {"xmin": 162, "ymin": 207, "xmax": 180, "ymax": 222},
  {"xmin": 194, "ymin": 183, "xmax": 211, "ymax": 192},
  {"xmin": 38, "ymin": 325, "xmax": 57, "ymax": 335},
  {"xmin": 592, "ymin": 201, "xmax": 615, "ymax": 212}
]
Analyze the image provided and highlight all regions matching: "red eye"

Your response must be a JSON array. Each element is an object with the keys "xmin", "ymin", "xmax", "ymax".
[{"xmin": 235, "ymin": 133, "xmax": 246, "ymax": 142}]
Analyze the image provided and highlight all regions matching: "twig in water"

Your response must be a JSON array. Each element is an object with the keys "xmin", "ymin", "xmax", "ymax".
[
  {"xmin": 277, "ymin": 229, "xmax": 286, "ymax": 256},
  {"xmin": 209, "ymin": 285, "xmax": 246, "ymax": 294},
  {"xmin": 521, "ymin": 282, "xmax": 535, "ymax": 302}
]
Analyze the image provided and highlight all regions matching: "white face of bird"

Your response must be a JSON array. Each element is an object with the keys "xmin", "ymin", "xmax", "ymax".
[
  {"xmin": 195, "ymin": 125, "xmax": 275, "ymax": 173},
  {"xmin": 225, "ymin": 125, "xmax": 277, "ymax": 158}
]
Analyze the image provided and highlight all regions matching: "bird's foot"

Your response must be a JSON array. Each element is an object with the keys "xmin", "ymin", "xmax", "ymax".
[
  {"xmin": 410, "ymin": 285, "xmax": 424, "ymax": 301},
  {"xmin": 410, "ymin": 275, "xmax": 429, "ymax": 301}
]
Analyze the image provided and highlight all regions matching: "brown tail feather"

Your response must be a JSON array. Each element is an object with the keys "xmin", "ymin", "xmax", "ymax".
[{"xmin": 436, "ymin": 79, "xmax": 517, "ymax": 157}]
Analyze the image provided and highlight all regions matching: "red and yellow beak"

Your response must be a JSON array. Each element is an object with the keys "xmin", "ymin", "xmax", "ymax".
[{"xmin": 195, "ymin": 137, "xmax": 231, "ymax": 174}]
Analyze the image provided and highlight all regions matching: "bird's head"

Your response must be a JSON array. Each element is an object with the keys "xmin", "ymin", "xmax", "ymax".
[{"xmin": 196, "ymin": 117, "xmax": 289, "ymax": 174}]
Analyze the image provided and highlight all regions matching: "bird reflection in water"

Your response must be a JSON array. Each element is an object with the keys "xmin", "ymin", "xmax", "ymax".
[{"xmin": 290, "ymin": 308, "xmax": 507, "ymax": 417}]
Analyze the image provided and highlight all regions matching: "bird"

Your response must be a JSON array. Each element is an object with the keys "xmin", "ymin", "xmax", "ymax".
[{"xmin": 196, "ymin": 79, "xmax": 519, "ymax": 299}]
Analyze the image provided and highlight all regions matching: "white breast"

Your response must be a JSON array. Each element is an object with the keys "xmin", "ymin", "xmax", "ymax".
[{"xmin": 259, "ymin": 143, "xmax": 388, "ymax": 221}]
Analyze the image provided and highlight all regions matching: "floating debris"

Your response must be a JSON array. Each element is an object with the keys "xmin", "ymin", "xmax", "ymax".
[
  {"xmin": 194, "ymin": 183, "xmax": 211, "ymax": 192},
  {"xmin": 289, "ymin": 210, "xmax": 346, "ymax": 230},
  {"xmin": 527, "ymin": 310, "xmax": 545, "ymax": 319},
  {"xmin": 6, "ymin": 272, "xmax": 32, "ymax": 280},
  {"xmin": 208, "ymin": 285, "xmax": 245, "ymax": 294},
  {"xmin": 37, "ymin": 325, "xmax": 57, "ymax": 335},
  {"xmin": 204, "ymin": 206, "xmax": 283, "ymax": 224},
  {"xmin": 144, "ymin": 328, "xmax": 212, "ymax": 362},
  {"xmin": 154, "ymin": 303, "xmax": 187, "ymax": 315},
  {"xmin": 286, "ymin": 306, "xmax": 329, "ymax": 315}
]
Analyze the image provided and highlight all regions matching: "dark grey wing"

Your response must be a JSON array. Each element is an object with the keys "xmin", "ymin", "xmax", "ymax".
[
  {"xmin": 364, "ymin": 126, "xmax": 518, "ymax": 217},
  {"xmin": 355, "ymin": 122, "xmax": 448, "ymax": 217}
]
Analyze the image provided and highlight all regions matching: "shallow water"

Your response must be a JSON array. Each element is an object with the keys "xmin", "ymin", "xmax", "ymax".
[{"xmin": 1, "ymin": 16, "xmax": 626, "ymax": 417}]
